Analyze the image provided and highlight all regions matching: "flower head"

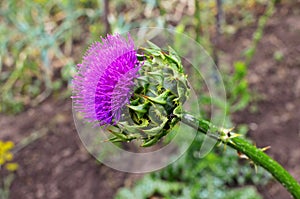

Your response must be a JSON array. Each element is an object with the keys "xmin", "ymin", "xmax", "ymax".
[
  {"xmin": 73, "ymin": 35, "xmax": 190, "ymax": 147},
  {"xmin": 72, "ymin": 34, "xmax": 140, "ymax": 125}
]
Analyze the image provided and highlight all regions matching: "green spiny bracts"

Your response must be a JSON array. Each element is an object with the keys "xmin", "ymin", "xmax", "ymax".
[{"xmin": 108, "ymin": 41, "xmax": 190, "ymax": 147}]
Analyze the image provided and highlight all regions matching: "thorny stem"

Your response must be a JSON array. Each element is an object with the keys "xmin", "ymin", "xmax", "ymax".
[{"xmin": 181, "ymin": 113, "xmax": 300, "ymax": 199}]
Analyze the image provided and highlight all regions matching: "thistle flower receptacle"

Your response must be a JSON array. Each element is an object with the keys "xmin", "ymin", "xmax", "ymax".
[
  {"xmin": 73, "ymin": 34, "xmax": 190, "ymax": 147},
  {"xmin": 72, "ymin": 34, "xmax": 140, "ymax": 125}
]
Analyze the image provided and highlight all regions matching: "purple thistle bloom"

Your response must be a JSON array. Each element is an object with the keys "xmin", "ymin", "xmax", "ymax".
[{"xmin": 72, "ymin": 34, "xmax": 140, "ymax": 126}]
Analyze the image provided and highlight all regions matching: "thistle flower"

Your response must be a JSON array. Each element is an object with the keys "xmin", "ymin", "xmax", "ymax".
[
  {"xmin": 73, "ymin": 34, "xmax": 190, "ymax": 147},
  {"xmin": 72, "ymin": 34, "xmax": 140, "ymax": 125}
]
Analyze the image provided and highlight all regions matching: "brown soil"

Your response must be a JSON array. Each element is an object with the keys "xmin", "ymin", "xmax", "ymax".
[
  {"xmin": 0, "ymin": 99, "xmax": 141, "ymax": 199},
  {"xmin": 0, "ymin": 2, "xmax": 299, "ymax": 199}
]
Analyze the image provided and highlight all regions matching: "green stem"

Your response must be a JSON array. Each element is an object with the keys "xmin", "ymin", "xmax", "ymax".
[{"xmin": 182, "ymin": 113, "xmax": 300, "ymax": 199}]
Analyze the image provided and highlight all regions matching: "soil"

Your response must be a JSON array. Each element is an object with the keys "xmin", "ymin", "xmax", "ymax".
[
  {"xmin": 0, "ymin": 99, "xmax": 142, "ymax": 199},
  {"xmin": 1, "ymin": 2, "xmax": 299, "ymax": 199}
]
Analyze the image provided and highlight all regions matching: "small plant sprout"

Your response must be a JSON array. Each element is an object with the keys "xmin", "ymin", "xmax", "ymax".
[{"xmin": 73, "ymin": 33, "xmax": 300, "ymax": 198}]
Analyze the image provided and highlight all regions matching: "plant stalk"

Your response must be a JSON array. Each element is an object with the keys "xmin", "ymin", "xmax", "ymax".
[{"xmin": 182, "ymin": 113, "xmax": 300, "ymax": 199}]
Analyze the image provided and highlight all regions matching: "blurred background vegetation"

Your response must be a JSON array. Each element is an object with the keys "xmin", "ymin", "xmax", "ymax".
[
  {"xmin": 0, "ymin": 0, "xmax": 269, "ymax": 114},
  {"xmin": 1, "ymin": 0, "xmax": 296, "ymax": 198}
]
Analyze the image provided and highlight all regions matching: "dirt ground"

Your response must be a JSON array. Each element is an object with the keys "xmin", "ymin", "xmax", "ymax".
[
  {"xmin": 0, "ymin": 99, "xmax": 140, "ymax": 199},
  {"xmin": 0, "ymin": 2, "xmax": 299, "ymax": 199}
]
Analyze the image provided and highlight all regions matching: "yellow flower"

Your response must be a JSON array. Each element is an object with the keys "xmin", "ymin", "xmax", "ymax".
[
  {"xmin": 0, "ymin": 140, "xmax": 18, "ymax": 171},
  {"xmin": 5, "ymin": 163, "xmax": 19, "ymax": 172},
  {"xmin": 5, "ymin": 152, "xmax": 13, "ymax": 161},
  {"xmin": 0, "ymin": 157, "xmax": 4, "ymax": 165},
  {"xmin": 2, "ymin": 141, "xmax": 14, "ymax": 151}
]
